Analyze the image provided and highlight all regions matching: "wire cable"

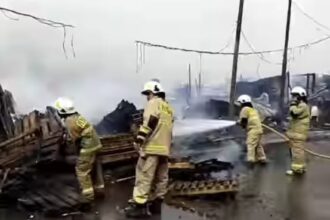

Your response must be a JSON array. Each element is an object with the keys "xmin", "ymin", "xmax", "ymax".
[
  {"xmin": 136, "ymin": 35, "xmax": 330, "ymax": 56},
  {"xmin": 292, "ymin": 0, "xmax": 330, "ymax": 33},
  {"xmin": 241, "ymin": 30, "xmax": 282, "ymax": 65}
]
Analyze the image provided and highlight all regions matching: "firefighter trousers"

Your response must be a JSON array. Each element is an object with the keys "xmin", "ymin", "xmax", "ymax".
[
  {"xmin": 289, "ymin": 138, "xmax": 306, "ymax": 173},
  {"xmin": 76, "ymin": 152, "xmax": 96, "ymax": 201},
  {"xmin": 133, "ymin": 155, "xmax": 169, "ymax": 204},
  {"xmin": 246, "ymin": 133, "xmax": 267, "ymax": 163}
]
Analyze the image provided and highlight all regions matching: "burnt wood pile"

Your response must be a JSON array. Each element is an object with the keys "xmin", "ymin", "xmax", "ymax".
[
  {"xmin": 96, "ymin": 100, "xmax": 138, "ymax": 135},
  {"xmin": 0, "ymin": 108, "xmax": 64, "ymax": 169},
  {"xmin": 0, "ymin": 95, "xmax": 240, "ymax": 216},
  {"xmin": 0, "ymin": 105, "xmax": 82, "ymax": 216}
]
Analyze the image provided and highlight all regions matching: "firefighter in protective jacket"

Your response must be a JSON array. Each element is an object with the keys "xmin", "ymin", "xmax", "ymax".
[
  {"xmin": 54, "ymin": 97, "xmax": 103, "ymax": 203},
  {"xmin": 237, "ymin": 94, "xmax": 267, "ymax": 164},
  {"xmin": 124, "ymin": 81, "xmax": 174, "ymax": 218},
  {"xmin": 286, "ymin": 86, "xmax": 310, "ymax": 175}
]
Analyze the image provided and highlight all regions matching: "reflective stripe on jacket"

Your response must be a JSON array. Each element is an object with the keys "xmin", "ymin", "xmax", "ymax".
[
  {"xmin": 138, "ymin": 97, "xmax": 174, "ymax": 156},
  {"xmin": 64, "ymin": 114, "xmax": 102, "ymax": 154},
  {"xmin": 239, "ymin": 106, "xmax": 263, "ymax": 135},
  {"xmin": 286, "ymin": 102, "xmax": 310, "ymax": 141}
]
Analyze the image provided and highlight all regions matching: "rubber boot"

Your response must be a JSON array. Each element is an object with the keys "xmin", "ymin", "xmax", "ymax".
[
  {"xmin": 78, "ymin": 195, "xmax": 93, "ymax": 212},
  {"xmin": 148, "ymin": 198, "xmax": 163, "ymax": 214},
  {"xmin": 258, "ymin": 159, "xmax": 268, "ymax": 165},
  {"xmin": 124, "ymin": 202, "xmax": 151, "ymax": 218},
  {"xmin": 245, "ymin": 161, "xmax": 256, "ymax": 170},
  {"xmin": 286, "ymin": 169, "xmax": 305, "ymax": 176},
  {"xmin": 286, "ymin": 169, "xmax": 294, "ymax": 176}
]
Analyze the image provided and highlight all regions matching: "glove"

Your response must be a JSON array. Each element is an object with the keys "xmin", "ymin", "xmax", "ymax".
[
  {"xmin": 133, "ymin": 142, "xmax": 141, "ymax": 151},
  {"xmin": 61, "ymin": 132, "xmax": 71, "ymax": 145}
]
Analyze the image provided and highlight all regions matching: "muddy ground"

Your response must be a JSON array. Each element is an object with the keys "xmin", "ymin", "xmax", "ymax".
[{"xmin": 1, "ymin": 140, "xmax": 330, "ymax": 220}]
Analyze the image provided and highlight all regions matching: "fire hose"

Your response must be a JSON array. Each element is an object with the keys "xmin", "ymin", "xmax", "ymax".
[{"xmin": 261, "ymin": 124, "xmax": 330, "ymax": 160}]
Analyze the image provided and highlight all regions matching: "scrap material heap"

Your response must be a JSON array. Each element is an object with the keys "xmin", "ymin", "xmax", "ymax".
[
  {"xmin": 0, "ymin": 89, "xmax": 238, "ymax": 216},
  {"xmin": 168, "ymin": 158, "xmax": 238, "ymax": 197}
]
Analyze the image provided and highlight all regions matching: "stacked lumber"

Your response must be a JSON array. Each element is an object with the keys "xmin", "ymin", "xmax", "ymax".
[
  {"xmin": 0, "ymin": 108, "xmax": 64, "ymax": 169},
  {"xmin": 99, "ymin": 133, "xmax": 137, "ymax": 165},
  {"xmin": 0, "ymin": 106, "xmax": 73, "ymax": 215}
]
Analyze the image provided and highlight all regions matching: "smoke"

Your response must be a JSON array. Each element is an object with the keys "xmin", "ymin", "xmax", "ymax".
[
  {"xmin": 1, "ymin": 73, "xmax": 144, "ymax": 123},
  {"xmin": 2, "ymin": 0, "xmax": 330, "ymax": 123}
]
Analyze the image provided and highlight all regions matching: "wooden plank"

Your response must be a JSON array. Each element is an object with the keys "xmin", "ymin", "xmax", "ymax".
[
  {"xmin": 46, "ymin": 187, "xmax": 80, "ymax": 207},
  {"xmin": 0, "ymin": 128, "xmax": 37, "ymax": 149},
  {"xmin": 99, "ymin": 151, "xmax": 138, "ymax": 164},
  {"xmin": 25, "ymin": 192, "xmax": 56, "ymax": 210},
  {"xmin": 28, "ymin": 111, "xmax": 39, "ymax": 130},
  {"xmin": 36, "ymin": 190, "xmax": 72, "ymax": 209},
  {"xmin": 18, "ymin": 197, "xmax": 38, "ymax": 209},
  {"xmin": 40, "ymin": 119, "xmax": 50, "ymax": 138},
  {"xmin": 22, "ymin": 115, "xmax": 30, "ymax": 142},
  {"xmin": 14, "ymin": 119, "xmax": 23, "ymax": 136},
  {"xmin": 46, "ymin": 107, "xmax": 63, "ymax": 133}
]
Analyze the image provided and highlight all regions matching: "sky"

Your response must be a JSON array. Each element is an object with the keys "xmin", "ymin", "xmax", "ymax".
[{"xmin": 1, "ymin": 0, "xmax": 330, "ymax": 121}]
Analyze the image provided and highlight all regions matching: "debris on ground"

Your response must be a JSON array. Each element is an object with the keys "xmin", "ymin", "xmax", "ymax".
[
  {"xmin": 95, "ymin": 100, "xmax": 138, "ymax": 135},
  {"xmin": 0, "ymin": 91, "xmax": 240, "ymax": 217}
]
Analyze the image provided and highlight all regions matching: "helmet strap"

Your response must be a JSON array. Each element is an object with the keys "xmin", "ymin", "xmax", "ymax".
[
  {"xmin": 155, "ymin": 92, "xmax": 165, "ymax": 100},
  {"xmin": 58, "ymin": 112, "xmax": 77, "ymax": 119},
  {"xmin": 241, "ymin": 102, "xmax": 253, "ymax": 108}
]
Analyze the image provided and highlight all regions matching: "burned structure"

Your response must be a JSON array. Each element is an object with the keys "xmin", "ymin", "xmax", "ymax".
[{"xmin": 0, "ymin": 86, "xmax": 238, "ymax": 216}]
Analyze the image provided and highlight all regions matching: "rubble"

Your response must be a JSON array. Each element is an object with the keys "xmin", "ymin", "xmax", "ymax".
[
  {"xmin": 168, "ymin": 158, "xmax": 238, "ymax": 197},
  {"xmin": 95, "ymin": 100, "xmax": 138, "ymax": 135},
  {"xmin": 0, "ymin": 86, "xmax": 238, "ymax": 217},
  {"xmin": 0, "ymin": 107, "xmax": 82, "ymax": 216}
]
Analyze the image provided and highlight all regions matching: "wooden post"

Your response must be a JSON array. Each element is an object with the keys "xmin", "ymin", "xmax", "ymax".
[
  {"xmin": 311, "ymin": 73, "xmax": 316, "ymax": 93},
  {"xmin": 228, "ymin": 0, "xmax": 245, "ymax": 118},
  {"xmin": 198, "ymin": 72, "xmax": 202, "ymax": 96},
  {"xmin": 306, "ymin": 74, "xmax": 310, "ymax": 96},
  {"xmin": 279, "ymin": 0, "xmax": 292, "ymax": 116}
]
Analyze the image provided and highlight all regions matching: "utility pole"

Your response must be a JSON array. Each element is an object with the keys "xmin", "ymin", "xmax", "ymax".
[
  {"xmin": 188, "ymin": 64, "xmax": 192, "ymax": 103},
  {"xmin": 198, "ymin": 72, "xmax": 202, "ymax": 96},
  {"xmin": 279, "ymin": 0, "xmax": 292, "ymax": 116},
  {"xmin": 228, "ymin": 0, "xmax": 245, "ymax": 118}
]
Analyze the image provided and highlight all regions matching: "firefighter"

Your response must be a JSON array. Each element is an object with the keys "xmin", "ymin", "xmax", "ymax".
[
  {"xmin": 236, "ymin": 94, "xmax": 267, "ymax": 164},
  {"xmin": 310, "ymin": 105, "xmax": 319, "ymax": 128},
  {"xmin": 124, "ymin": 81, "xmax": 174, "ymax": 218},
  {"xmin": 54, "ymin": 97, "xmax": 103, "ymax": 204},
  {"xmin": 286, "ymin": 86, "xmax": 310, "ymax": 175}
]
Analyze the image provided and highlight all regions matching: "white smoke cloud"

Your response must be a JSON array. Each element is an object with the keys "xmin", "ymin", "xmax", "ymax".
[{"xmin": 1, "ymin": 0, "xmax": 330, "ymax": 122}]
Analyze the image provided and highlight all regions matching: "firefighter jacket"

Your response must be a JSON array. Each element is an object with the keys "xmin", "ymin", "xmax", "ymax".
[
  {"xmin": 239, "ymin": 106, "xmax": 263, "ymax": 135},
  {"xmin": 137, "ymin": 97, "xmax": 174, "ymax": 156},
  {"xmin": 64, "ymin": 114, "xmax": 102, "ymax": 155},
  {"xmin": 286, "ymin": 102, "xmax": 310, "ymax": 141}
]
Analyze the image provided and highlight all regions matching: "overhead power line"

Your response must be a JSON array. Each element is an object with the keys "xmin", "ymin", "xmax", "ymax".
[
  {"xmin": 292, "ymin": 0, "xmax": 330, "ymax": 33},
  {"xmin": 241, "ymin": 30, "xmax": 282, "ymax": 65},
  {"xmin": 136, "ymin": 35, "xmax": 330, "ymax": 56},
  {"xmin": 0, "ymin": 6, "xmax": 75, "ymax": 58},
  {"xmin": 0, "ymin": 7, "xmax": 74, "ymax": 28}
]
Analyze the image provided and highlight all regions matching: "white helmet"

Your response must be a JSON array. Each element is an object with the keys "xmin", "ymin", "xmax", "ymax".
[
  {"xmin": 291, "ymin": 86, "xmax": 307, "ymax": 97},
  {"xmin": 54, "ymin": 97, "xmax": 76, "ymax": 115},
  {"xmin": 237, "ymin": 94, "xmax": 252, "ymax": 104},
  {"xmin": 141, "ymin": 81, "xmax": 164, "ymax": 95}
]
